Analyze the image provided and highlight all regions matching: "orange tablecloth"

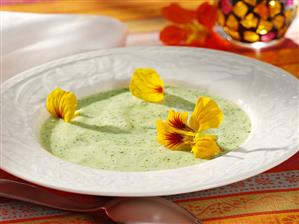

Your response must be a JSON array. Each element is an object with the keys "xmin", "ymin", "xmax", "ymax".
[{"xmin": 1, "ymin": 1, "xmax": 298, "ymax": 223}]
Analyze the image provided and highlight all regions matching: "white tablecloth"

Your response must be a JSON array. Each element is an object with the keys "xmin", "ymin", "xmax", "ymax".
[{"xmin": 1, "ymin": 12, "xmax": 127, "ymax": 83}]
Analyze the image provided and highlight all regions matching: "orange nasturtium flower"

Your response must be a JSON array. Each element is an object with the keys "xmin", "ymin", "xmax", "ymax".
[
  {"xmin": 46, "ymin": 88, "xmax": 77, "ymax": 122},
  {"xmin": 160, "ymin": 3, "xmax": 230, "ymax": 50},
  {"xmin": 129, "ymin": 68, "xmax": 165, "ymax": 103},
  {"xmin": 157, "ymin": 97, "xmax": 223, "ymax": 159}
]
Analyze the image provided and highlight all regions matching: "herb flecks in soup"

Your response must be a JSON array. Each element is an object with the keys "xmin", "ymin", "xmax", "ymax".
[{"xmin": 40, "ymin": 87, "xmax": 251, "ymax": 171}]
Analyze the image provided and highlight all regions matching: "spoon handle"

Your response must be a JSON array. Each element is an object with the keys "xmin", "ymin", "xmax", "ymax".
[{"xmin": 0, "ymin": 178, "xmax": 110, "ymax": 212}]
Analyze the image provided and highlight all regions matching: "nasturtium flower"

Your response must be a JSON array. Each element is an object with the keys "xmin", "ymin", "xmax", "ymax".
[
  {"xmin": 190, "ymin": 97, "xmax": 223, "ymax": 132},
  {"xmin": 157, "ymin": 120, "xmax": 191, "ymax": 151},
  {"xmin": 46, "ymin": 88, "xmax": 77, "ymax": 122},
  {"xmin": 156, "ymin": 97, "xmax": 223, "ymax": 159},
  {"xmin": 160, "ymin": 2, "xmax": 231, "ymax": 50},
  {"xmin": 161, "ymin": 3, "xmax": 195, "ymax": 24},
  {"xmin": 157, "ymin": 110, "xmax": 194, "ymax": 150},
  {"xmin": 165, "ymin": 110, "xmax": 192, "ymax": 132},
  {"xmin": 192, "ymin": 135, "xmax": 221, "ymax": 159},
  {"xmin": 129, "ymin": 68, "xmax": 164, "ymax": 103}
]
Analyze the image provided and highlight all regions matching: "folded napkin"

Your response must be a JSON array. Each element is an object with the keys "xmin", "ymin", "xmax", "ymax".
[{"xmin": 1, "ymin": 12, "xmax": 127, "ymax": 83}]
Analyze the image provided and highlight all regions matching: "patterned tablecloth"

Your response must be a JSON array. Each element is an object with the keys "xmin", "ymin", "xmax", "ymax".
[{"xmin": 1, "ymin": 1, "xmax": 299, "ymax": 223}]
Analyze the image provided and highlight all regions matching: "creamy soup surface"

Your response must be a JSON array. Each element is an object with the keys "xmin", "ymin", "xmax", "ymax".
[{"xmin": 40, "ymin": 86, "xmax": 251, "ymax": 171}]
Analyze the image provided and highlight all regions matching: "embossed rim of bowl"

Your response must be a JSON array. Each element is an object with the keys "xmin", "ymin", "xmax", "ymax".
[{"xmin": 1, "ymin": 46, "xmax": 298, "ymax": 196}]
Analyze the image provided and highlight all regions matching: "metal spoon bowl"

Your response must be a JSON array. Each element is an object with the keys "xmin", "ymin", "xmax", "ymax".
[{"xmin": 0, "ymin": 178, "xmax": 201, "ymax": 224}]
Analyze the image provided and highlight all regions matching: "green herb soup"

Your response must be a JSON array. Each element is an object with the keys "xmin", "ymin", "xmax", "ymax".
[{"xmin": 40, "ymin": 86, "xmax": 251, "ymax": 171}]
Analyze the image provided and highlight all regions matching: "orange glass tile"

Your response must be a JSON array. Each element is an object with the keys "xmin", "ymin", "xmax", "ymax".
[
  {"xmin": 285, "ymin": 9, "xmax": 293, "ymax": 24},
  {"xmin": 254, "ymin": 2, "xmax": 269, "ymax": 20},
  {"xmin": 226, "ymin": 14, "xmax": 239, "ymax": 30},
  {"xmin": 257, "ymin": 19, "xmax": 273, "ymax": 35},
  {"xmin": 244, "ymin": 31, "xmax": 260, "ymax": 42},
  {"xmin": 278, "ymin": 26, "xmax": 288, "ymax": 37},
  {"xmin": 244, "ymin": 0, "xmax": 257, "ymax": 6},
  {"xmin": 217, "ymin": 10, "xmax": 225, "ymax": 26},
  {"xmin": 233, "ymin": 1, "xmax": 248, "ymax": 18},
  {"xmin": 273, "ymin": 15, "xmax": 285, "ymax": 29},
  {"xmin": 227, "ymin": 28, "xmax": 241, "ymax": 40},
  {"xmin": 269, "ymin": 0, "xmax": 282, "ymax": 17},
  {"xmin": 240, "ymin": 13, "xmax": 258, "ymax": 29}
]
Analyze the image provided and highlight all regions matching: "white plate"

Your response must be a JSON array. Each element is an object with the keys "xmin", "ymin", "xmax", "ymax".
[{"xmin": 1, "ymin": 47, "xmax": 298, "ymax": 196}]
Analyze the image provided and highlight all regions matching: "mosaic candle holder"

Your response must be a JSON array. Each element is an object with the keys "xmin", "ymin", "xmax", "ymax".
[{"xmin": 218, "ymin": 0, "xmax": 297, "ymax": 46}]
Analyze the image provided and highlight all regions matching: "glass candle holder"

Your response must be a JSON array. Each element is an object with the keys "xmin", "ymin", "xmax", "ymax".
[{"xmin": 217, "ymin": 0, "xmax": 298, "ymax": 47}]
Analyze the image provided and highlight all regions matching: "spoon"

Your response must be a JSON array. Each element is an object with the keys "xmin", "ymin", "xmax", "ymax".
[{"xmin": 0, "ymin": 178, "xmax": 202, "ymax": 224}]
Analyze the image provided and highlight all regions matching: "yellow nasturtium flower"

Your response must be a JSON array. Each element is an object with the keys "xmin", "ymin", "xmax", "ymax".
[
  {"xmin": 190, "ymin": 96, "xmax": 223, "ymax": 132},
  {"xmin": 46, "ymin": 88, "xmax": 77, "ymax": 122},
  {"xmin": 191, "ymin": 135, "xmax": 221, "ymax": 159},
  {"xmin": 156, "ymin": 97, "xmax": 223, "ymax": 159},
  {"xmin": 157, "ymin": 110, "xmax": 194, "ymax": 150},
  {"xmin": 129, "ymin": 68, "xmax": 164, "ymax": 103}
]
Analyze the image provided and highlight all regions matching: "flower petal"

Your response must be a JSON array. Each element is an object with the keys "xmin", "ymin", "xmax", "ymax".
[
  {"xmin": 61, "ymin": 92, "xmax": 77, "ymax": 122},
  {"xmin": 157, "ymin": 120, "xmax": 192, "ymax": 150},
  {"xmin": 167, "ymin": 110, "xmax": 192, "ymax": 131},
  {"xmin": 160, "ymin": 25, "xmax": 190, "ymax": 46},
  {"xmin": 162, "ymin": 3, "xmax": 195, "ymax": 24},
  {"xmin": 196, "ymin": 2, "xmax": 218, "ymax": 30},
  {"xmin": 46, "ymin": 88, "xmax": 77, "ymax": 122},
  {"xmin": 204, "ymin": 31, "xmax": 232, "ymax": 51},
  {"xmin": 189, "ymin": 97, "xmax": 223, "ymax": 132},
  {"xmin": 129, "ymin": 68, "xmax": 164, "ymax": 102},
  {"xmin": 191, "ymin": 135, "xmax": 221, "ymax": 159},
  {"xmin": 46, "ymin": 88, "xmax": 63, "ymax": 117}
]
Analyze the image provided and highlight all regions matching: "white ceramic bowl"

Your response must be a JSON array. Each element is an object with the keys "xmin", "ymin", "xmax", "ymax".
[{"xmin": 1, "ymin": 47, "xmax": 298, "ymax": 196}]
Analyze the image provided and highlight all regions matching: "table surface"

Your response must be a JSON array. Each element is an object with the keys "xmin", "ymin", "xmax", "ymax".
[
  {"xmin": 1, "ymin": 1, "xmax": 299, "ymax": 223},
  {"xmin": 2, "ymin": 0, "xmax": 299, "ymax": 78}
]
